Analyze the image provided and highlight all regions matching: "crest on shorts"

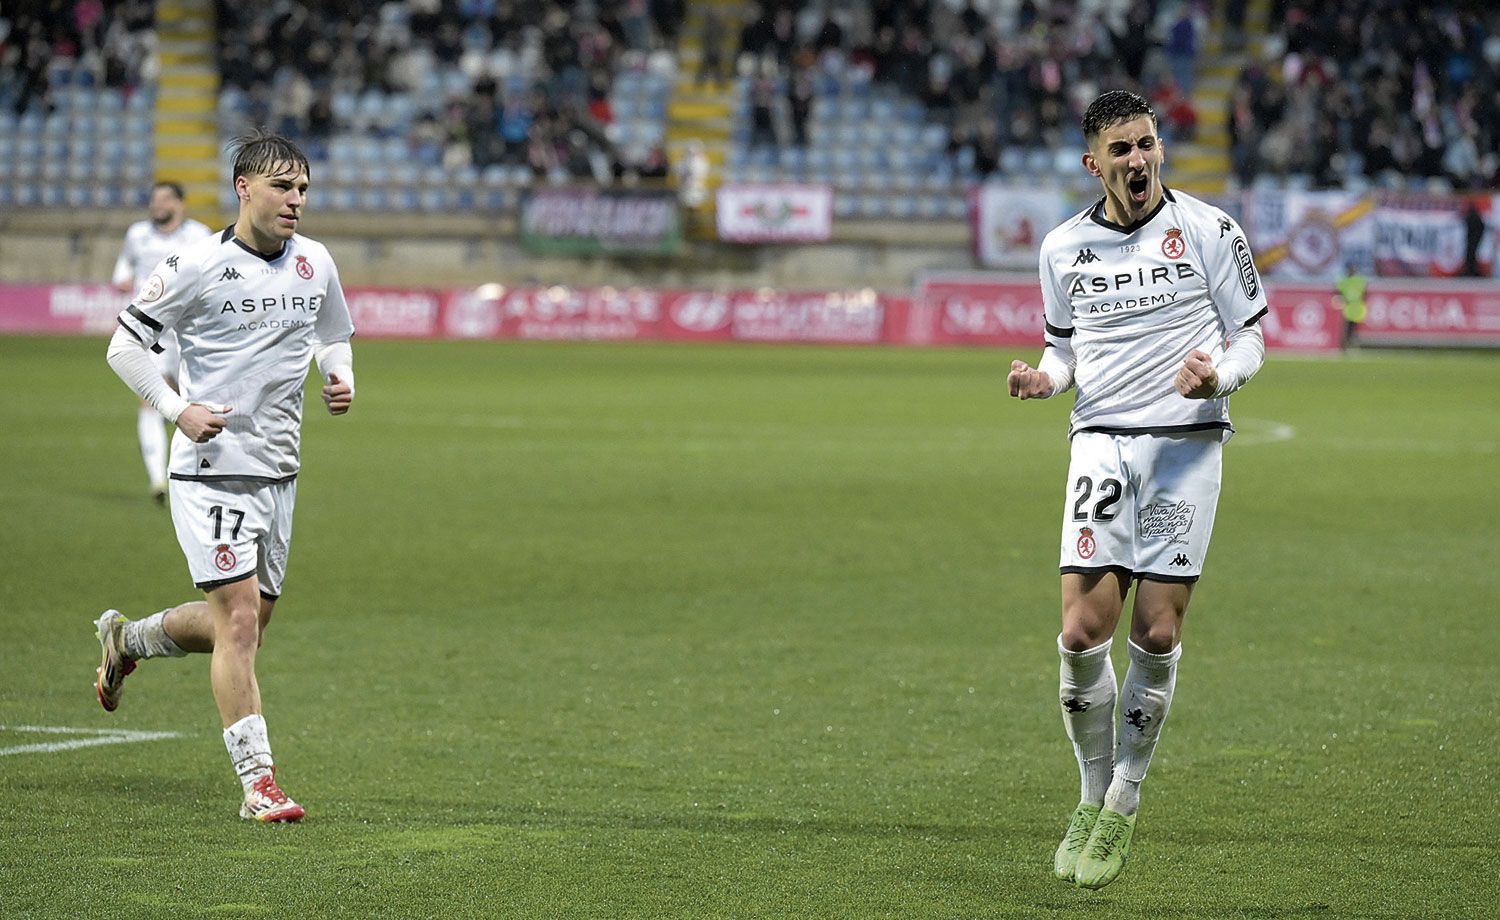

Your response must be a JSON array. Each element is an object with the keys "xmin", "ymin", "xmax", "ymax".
[
  {"xmin": 1161, "ymin": 228, "xmax": 1185, "ymax": 259},
  {"xmin": 213, "ymin": 543, "xmax": 237, "ymax": 572},
  {"xmin": 295, "ymin": 255, "xmax": 314, "ymax": 280},
  {"xmin": 1076, "ymin": 527, "xmax": 1097, "ymax": 560}
]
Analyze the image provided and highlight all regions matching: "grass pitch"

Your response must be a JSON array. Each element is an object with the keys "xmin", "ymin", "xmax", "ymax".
[{"xmin": 1, "ymin": 337, "xmax": 1496, "ymax": 919}]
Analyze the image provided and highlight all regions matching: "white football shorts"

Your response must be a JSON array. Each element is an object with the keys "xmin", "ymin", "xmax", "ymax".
[
  {"xmin": 1058, "ymin": 430, "xmax": 1224, "ymax": 583},
  {"xmin": 169, "ymin": 478, "xmax": 297, "ymax": 597}
]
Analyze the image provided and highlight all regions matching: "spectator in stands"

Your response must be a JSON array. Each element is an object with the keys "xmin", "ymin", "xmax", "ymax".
[
  {"xmin": 748, "ymin": 58, "xmax": 779, "ymax": 152},
  {"xmin": 695, "ymin": 10, "xmax": 729, "ymax": 88},
  {"xmin": 786, "ymin": 58, "xmax": 813, "ymax": 148},
  {"xmin": 1163, "ymin": 5, "xmax": 1200, "ymax": 98}
]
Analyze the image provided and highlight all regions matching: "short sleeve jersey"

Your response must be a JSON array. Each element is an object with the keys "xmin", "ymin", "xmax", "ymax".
[
  {"xmin": 112, "ymin": 218, "xmax": 213, "ymax": 292},
  {"xmin": 1039, "ymin": 188, "xmax": 1267, "ymax": 438},
  {"xmin": 115, "ymin": 228, "xmax": 356, "ymax": 483}
]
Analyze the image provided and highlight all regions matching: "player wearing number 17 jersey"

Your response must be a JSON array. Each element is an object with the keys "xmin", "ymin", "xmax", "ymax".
[
  {"xmin": 97, "ymin": 130, "xmax": 356, "ymax": 822},
  {"xmin": 1007, "ymin": 91, "xmax": 1268, "ymax": 889}
]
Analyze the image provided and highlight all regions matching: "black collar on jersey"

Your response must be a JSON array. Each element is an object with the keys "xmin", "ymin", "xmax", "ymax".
[
  {"xmin": 1089, "ymin": 187, "xmax": 1176, "ymax": 235},
  {"xmin": 220, "ymin": 225, "xmax": 288, "ymax": 262}
]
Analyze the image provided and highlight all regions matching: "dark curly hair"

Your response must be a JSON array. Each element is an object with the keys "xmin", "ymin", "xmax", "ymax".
[{"xmin": 1081, "ymin": 90, "xmax": 1158, "ymax": 142}]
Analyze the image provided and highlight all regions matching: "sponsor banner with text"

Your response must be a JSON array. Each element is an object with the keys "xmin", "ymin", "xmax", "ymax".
[
  {"xmin": 0, "ymin": 283, "xmax": 122, "ymax": 334},
  {"xmin": 3, "ymin": 282, "xmax": 1495, "ymax": 348},
  {"xmin": 518, "ymin": 188, "xmax": 681, "ymax": 255},
  {"xmin": 1373, "ymin": 194, "xmax": 1497, "ymax": 277},
  {"xmin": 439, "ymin": 285, "xmax": 662, "ymax": 341},
  {"xmin": 344, "ymin": 287, "xmax": 442, "ymax": 338},
  {"xmin": 716, "ymin": 184, "xmax": 833, "ymax": 243},
  {"xmin": 659, "ymin": 288, "xmax": 884, "ymax": 344}
]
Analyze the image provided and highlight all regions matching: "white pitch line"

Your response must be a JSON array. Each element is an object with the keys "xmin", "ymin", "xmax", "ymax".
[
  {"xmin": 0, "ymin": 724, "xmax": 183, "ymax": 757},
  {"xmin": 1233, "ymin": 418, "xmax": 1297, "ymax": 447}
]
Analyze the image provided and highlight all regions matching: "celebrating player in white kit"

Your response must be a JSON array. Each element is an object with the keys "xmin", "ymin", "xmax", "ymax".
[
  {"xmin": 112, "ymin": 182, "xmax": 212, "ymax": 503},
  {"xmin": 1007, "ymin": 90, "xmax": 1267, "ymax": 889},
  {"xmin": 97, "ymin": 130, "xmax": 356, "ymax": 822}
]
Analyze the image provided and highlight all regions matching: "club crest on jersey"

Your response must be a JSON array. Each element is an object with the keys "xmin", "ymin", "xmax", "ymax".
[
  {"xmin": 141, "ymin": 274, "xmax": 165, "ymax": 302},
  {"xmin": 295, "ymin": 255, "xmax": 314, "ymax": 280},
  {"xmin": 213, "ymin": 543, "xmax": 237, "ymax": 572},
  {"xmin": 1161, "ymin": 228, "xmax": 1186, "ymax": 259},
  {"xmin": 1077, "ymin": 527, "xmax": 1097, "ymax": 560}
]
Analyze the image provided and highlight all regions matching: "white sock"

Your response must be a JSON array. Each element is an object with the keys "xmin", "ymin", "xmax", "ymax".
[
  {"xmin": 223, "ymin": 714, "xmax": 274, "ymax": 794},
  {"xmin": 1058, "ymin": 635, "xmax": 1116, "ymax": 806},
  {"xmin": 1105, "ymin": 639, "xmax": 1181, "ymax": 816},
  {"xmin": 121, "ymin": 609, "xmax": 187, "ymax": 660},
  {"xmin": 137, "ymin": 407, "xmax": 168, "ymax": 491}
]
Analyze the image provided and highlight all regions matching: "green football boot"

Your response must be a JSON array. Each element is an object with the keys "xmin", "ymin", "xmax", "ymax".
[
  {"xmin": 1053, "ymin": 801, "xmax": 1102, "ymax": 882},
  {"xmin": 1073, "ymin": 807, "xmax": 1136, "ymax": 890}
]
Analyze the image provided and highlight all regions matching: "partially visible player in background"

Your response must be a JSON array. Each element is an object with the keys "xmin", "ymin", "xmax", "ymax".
[
  {"xmin": 112, "ymin": 182, "xmax": 212, "ymax": 503},
  {"xmin": 98, "ymin": 131, "xmax": 356, "ymax": 822}
]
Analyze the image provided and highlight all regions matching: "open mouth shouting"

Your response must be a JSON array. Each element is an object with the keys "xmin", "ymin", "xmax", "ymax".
[{"xmin": 1128, "ymin": 174, "xmax": 1150, "ymax": 205}]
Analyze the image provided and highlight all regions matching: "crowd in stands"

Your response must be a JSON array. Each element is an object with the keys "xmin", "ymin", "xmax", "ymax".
[
  {"xmin": 6, "ymin": 0, "xmax": 1500, "ymax": 212},
  {"xmin": 728, "ymin": 0, "xmax": 1200, "ymax": 178},
  {"xmin": 0, "ymin": 0, "xmax": 157, "ymax": 114},
  {"xmin": 1231, "ymin": 0, "xmax": 1500, "ymax": 190},
  {"xmin": 215, "ymin": 0, "xmax": 684, "ymax": 184}
]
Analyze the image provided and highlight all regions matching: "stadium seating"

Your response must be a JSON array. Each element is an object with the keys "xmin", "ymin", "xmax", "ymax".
[{"xmin": 2, "ymin": 0, "xmax": 1495, "ymax": 216}]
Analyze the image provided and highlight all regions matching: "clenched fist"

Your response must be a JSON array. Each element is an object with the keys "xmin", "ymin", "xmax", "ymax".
[
  {"xmin": 1007, "ymin": 359, "xmax": 1053, "ymax": 400},
  {"xmin": 1175, "ymin": 350, "xmax": 1219, "ymax": 399}
]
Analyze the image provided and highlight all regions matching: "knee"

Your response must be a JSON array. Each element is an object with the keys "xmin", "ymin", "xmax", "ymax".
[
  {"xmin": 1059, "ymin": 612, "xmax": 1113, "ymax": 652},
  {"xmin": 220, "ymin": 606, "xmax": 261, "ymax": 652},
  {"xmin": 1131, "ymin": 617, "xmax": 1180, "ymax": 654}
]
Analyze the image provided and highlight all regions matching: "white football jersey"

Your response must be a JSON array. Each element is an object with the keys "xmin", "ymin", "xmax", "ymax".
[
  {"xmin": 1039, "ymin": 188, "xmax": 1267, "ymax": 437},
  {"xmin": 112, "ymin": 218, "xmax": 213, "ymax": 291},
  {"xmin": 116, "ymin": 228, "xmax": 356, "ymax": 483}
]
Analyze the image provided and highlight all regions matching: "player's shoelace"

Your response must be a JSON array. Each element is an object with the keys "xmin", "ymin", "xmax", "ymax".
[
  {"xmin": 251, "ymin": 772, "xmax": 290, "ymax": 806},
  {"xmin": 1065, "ymin": 808, "xmax": 1095, "ymax": 848},
  {"xmin": 1086, "ymin": 815, "xmax": 1129, "ymax": 859}
]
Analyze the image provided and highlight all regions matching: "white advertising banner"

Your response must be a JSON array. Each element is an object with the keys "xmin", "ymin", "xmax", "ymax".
[
  {"xmin": 971, "ymin": 183, "xmax": 1060, "ymax": 269},
  {"xmin": 716, "ymin": 184, "xmax": 833, "ymax": 243},
  {"xmin": 1373, "ymin": 194, "xmax": 1497, "ymax": 277},
  {"xmin": 1244, "ymin": 190, "xmax": 1377, "ymax": 280}
]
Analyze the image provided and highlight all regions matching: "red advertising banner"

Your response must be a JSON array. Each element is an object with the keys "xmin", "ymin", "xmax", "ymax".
[
  {"xmin": 1361, "ymin": 280, "xmax": 1500, "ymax": 344},
  {"xmin": 0, "ymin": 283, "xmax": 122, "ymax": 334},
  {"xmin": 344, "ymin": 287, "xmax": 442, "ymax": 339},
  {"xmin": 658, "ymin": 288, "xmax": 884, "ymax": 344},
  {"xmin": 1258, "ymin": 284, "xmax": 1342, "ymax": 352},
  {"xmin": 439, "ymin": 285, "xmax": 662, "ymax": 341},
  {"xmin": 2, "ymin": 281, "xmax": 1494, "ymax": 349},
  {"xmin": 909, "ymin": 273, "xmax": 1046, "ymax": 346},
  {"xmin": 910, "ymin": 273, "xmax": 1345, "ymax": 353}
]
